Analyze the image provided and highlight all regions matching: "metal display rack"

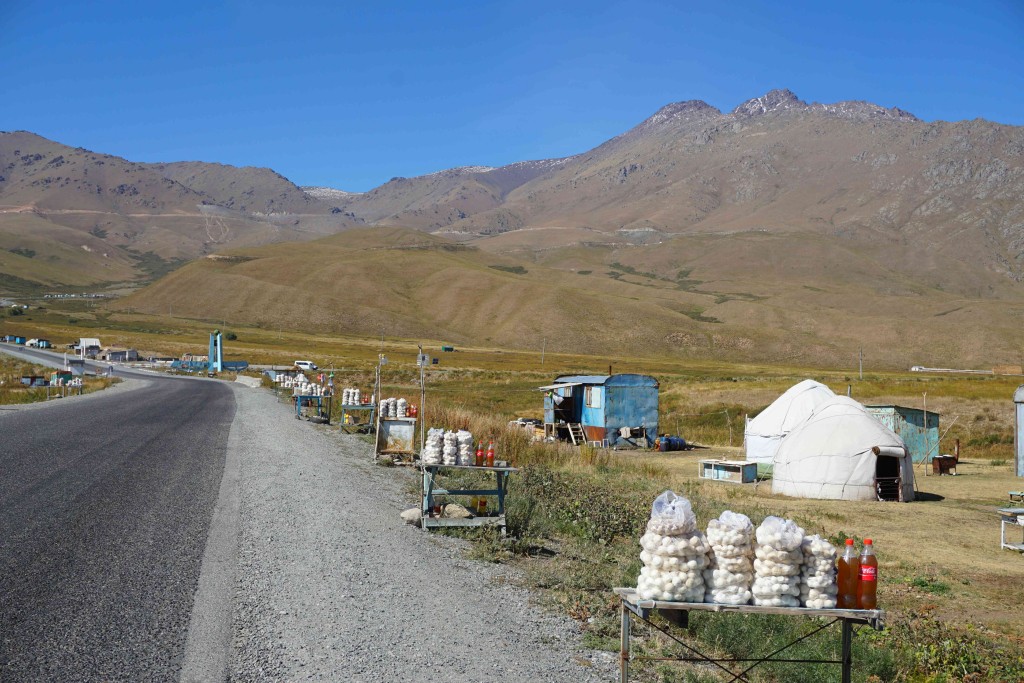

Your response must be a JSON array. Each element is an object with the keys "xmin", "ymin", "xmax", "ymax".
[
  {"xmin": 375, "ymin": 416, "xmax": 417, "ymax": 460},
  {"xmin": 614, "ymin": 588, "xmax": 884, "ymax": 683},
  {"xmin": 420, "ymin": 464, "xmax": 517, "ymax": 533},
  {"xmin": 294, "ymin": 394, "xmax": 331, "ymax": 423},
  {"xmin": 339, "ymin": 404, "xmax": 376, "ymax": 434}
]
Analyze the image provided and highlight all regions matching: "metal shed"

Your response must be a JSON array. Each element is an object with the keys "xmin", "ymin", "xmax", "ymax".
[
  {"xmin": 541, "ymin": 374, "xmax": 659, "ymax": 448},
  {"xmin": 865, "ymin": 405, "xmax": 939, "ymax": 464}
]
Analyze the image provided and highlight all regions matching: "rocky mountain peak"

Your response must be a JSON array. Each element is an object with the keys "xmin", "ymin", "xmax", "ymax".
[
  {"xmin": 731, "ymin": 89, "xmax": 806, "ymax": 117},
  {"xmin": 810, "ymin": 100, "xmax": 920, "ymax": 121},
  {"xmin": 648, "ymin": 99, "xmax": 720, "ymax": 121},
  {"xmin": 622, "ymin": 100, "xmax": 721, "ymax": 140}
]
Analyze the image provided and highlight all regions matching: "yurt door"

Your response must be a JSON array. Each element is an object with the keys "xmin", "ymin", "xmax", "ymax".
[{"xmin": 874, "ymin": 456, "xmax": 902, "ymax": 501}]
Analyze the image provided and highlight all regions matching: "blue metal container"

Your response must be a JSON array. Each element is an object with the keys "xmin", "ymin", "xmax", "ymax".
[
  {"xmin": 657, "ymin": 435, "xmax": 688, "ymax": 452},
  {"xmin": 542, "ymin": 374, "xmax": 659, "ymax": 447}
]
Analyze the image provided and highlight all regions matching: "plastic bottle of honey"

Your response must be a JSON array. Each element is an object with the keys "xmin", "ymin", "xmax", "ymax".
[
  {"xmin": 475, "ymin": 442, "xmax": 484, "ymax": 467},
  {"xmin": 486, "ymin": 440, "xmax": 495, "ymax": 467},
  {"xmin": 837, "ymin": 539, "xmax": 860, "ymax": 609},
  {"xmin": 857, "ymin": 539, "xmax": 878, "ymax": 610},
  {"xmin": 477, "ymin": 496, "xmax": 487, "ymax": 516}
]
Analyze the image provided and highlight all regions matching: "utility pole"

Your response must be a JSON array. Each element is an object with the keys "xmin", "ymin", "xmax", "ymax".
[
  {"xmin": 418, "ymin": 344, "xmax": 426, "ymax": 456},
  {"xmin": 923, "ymin": 392, "xmax": 928, "ymax": 476},
  {"xmin": 859, "ymin": 347, "xmax": 863, "ymax": 380},
  {"xmin": 541, "ymin": 338, "xmax": 546, "ymax": 366}
]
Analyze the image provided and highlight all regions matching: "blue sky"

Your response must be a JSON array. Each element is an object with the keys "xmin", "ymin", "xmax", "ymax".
[{"xmin": 2, "ymin": 1, "xmax": 1022, "ymax": 191}]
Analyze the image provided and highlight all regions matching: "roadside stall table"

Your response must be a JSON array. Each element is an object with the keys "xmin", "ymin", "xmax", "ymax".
[
  {"xmin": 294, "ymin": 394, "xmax": 331, "ymax": 423},
  {"xmin": 375, "ymin": 416, "xmax": 417, "ymax": 461},
  {"xmin": 339, "ymin": 403, "xmax": 376, "ymax": 434},
  {"xmin": 998, "ymin": 507, "xmax": 1024, "ymax": 551},
  {"xmin": 420, "ymin": 464, "xmax": 517, "ymax": 533},
  {"xmin": 614, "ymin": 588, "xmax": 884, "ymax": 683}
]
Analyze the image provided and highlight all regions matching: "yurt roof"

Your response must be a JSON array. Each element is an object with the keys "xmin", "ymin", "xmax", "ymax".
[{"xmin": 745, "ymin": 379, "xmax": 835, "ymax": 438}]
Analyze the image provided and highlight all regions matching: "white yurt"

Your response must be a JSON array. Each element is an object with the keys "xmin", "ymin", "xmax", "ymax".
[
  {"xmin": 744, "ymin": 380, "xmax": 835, "ymax": 463},
  {"xmin": 772, "ymin": 395, "xmax": 916, "ymax": 502}
]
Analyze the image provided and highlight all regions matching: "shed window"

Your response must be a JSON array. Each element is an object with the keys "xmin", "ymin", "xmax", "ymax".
[{"xmin": 585, "ymin": 386, "xmax": 602, "ymax": 407}]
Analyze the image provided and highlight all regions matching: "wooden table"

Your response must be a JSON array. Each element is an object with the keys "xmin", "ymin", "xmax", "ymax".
[
  {"xmin": 614, "ymin": 588, "xmax": 884, "ymax": 683},
  {"xmin": 420, "ymin": 464, "xmax": 517, "ymax": 533}
]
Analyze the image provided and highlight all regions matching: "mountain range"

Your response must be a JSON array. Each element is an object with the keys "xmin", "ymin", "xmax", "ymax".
[
  {"xmin": 4, "ymin": 89, "xmax": 1024, "ymax": 366},
  {"xmin": 0, "ymin": 131, "xmax": 358, "ymax": 290}
]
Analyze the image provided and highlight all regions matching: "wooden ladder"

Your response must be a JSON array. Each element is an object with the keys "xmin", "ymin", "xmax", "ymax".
[{"xmin": 568, "ymin": 423, "xmax": 585, "ymax": 446}]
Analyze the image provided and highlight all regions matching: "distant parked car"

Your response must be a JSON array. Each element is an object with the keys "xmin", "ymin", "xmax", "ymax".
[{"xmin": 294, "ymin": 360, "xmax": 318, "ymax": 371}]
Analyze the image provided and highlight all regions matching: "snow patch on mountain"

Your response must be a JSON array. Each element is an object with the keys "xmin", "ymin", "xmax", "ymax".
[{"xmin": 302, "ymin": 186, "xmax": 363, "ymax": 201}]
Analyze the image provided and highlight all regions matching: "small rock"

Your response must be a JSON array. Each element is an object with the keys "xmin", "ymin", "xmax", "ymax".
[
  {"xmin": 400, "ymin": 507, "xmax": 421, "ymax": 524},
  {"xmin": 442, "ymin": 503, "xmax": 472, "ymax": 519}
]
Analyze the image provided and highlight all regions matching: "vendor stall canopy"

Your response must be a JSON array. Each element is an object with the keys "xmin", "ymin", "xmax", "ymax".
[
  {"xmin": 772, "ymin": 395, "xmax": 916, "ymax": 502},
  {"xmin": 744, "ymin": 380, "xmax": 835, "ymax": 464}
]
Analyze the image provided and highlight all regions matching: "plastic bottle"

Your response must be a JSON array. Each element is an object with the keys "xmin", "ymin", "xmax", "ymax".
[
  {"xmin": 477, "ymin": 496, "xmax": 488, "ymax": 516},
  {"xmin": 837, "ymin": 539, "xmax": 860, "ymax": 609},
  {"xmin": 486, "ymin": 440, "xmax": 495, "ymax": 467},
  {"xmin": 857, "ymin": 539, "xmax": 878, "ymax": 610},
  {"xmin": 475, "ymin": 442, "xmax": 484, "ymax": 467}
]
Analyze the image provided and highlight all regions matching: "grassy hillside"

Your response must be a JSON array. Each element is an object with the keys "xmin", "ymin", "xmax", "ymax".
[
  {"xmin": 116, "ymin": 226, "xmax": 1024, "ymax": 368},
  {"xmin": 0, "ymin": 131, "xmax": 357, "ymax": 290}
]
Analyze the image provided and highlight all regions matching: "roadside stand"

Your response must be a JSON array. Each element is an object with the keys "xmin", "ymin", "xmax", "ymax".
[
  {"xmin": 419, "ymin": 462, "xmax": 517, "ymax": 533},
  {"xmin": 294, "ymin": 393, "xmax": 332, "ymax": 423},
  {"xmin": 339, "ymin": 386, "xmax": 376, "ymax": 434},
  {"xmin": 418, "ymin": 428, "xmax": 516, "ymax": 532},
  {"xmin": 616, "ymin": 490, "xmax": 886, "ymax": 682},
  {"xmin": 340, "ymin": 403, "xmax": 376, "ymax": 433},
  {"xmin": 374, "ymin": 400, "xmax": 417, "ymax": 461},
  {"xmin": 370, "ymin": 352, "xmax": 420, "ymax": 462},
  {"xmin": 613, "ymin": 589, "xmax": 883, "ymax": 683}
]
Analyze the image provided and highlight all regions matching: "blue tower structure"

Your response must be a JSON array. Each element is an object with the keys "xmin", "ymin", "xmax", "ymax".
[{"xmin": 209, "ymin": 330, "xmax": 224, "ymax": 373}]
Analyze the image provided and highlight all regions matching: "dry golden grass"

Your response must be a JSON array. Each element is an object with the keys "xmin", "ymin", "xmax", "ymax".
[
  {"xmin": 644, "ymin": 448, "xmax": 1024, "ymax": 636},
  {"xmin": 98, "ymin": 224, "xmax": 1024, "ymax": 370},
  {"xmin": 0, "ymin": 355, "xmax": 117, "ymax": 404}
]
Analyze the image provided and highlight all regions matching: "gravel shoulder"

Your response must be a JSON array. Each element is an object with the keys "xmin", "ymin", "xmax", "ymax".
[{"xmin": 213, "ymin": 384, "xmax": 615, "ymax": 682}]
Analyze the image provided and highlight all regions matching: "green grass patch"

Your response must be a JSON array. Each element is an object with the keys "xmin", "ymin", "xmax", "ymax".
[
  {"xmin": 127, "ymin": 249, "xmax": 189, "ymax": 281},
  {"xmin": 909, "ymin": 576, "xmax": 952, "ymax": 595}
]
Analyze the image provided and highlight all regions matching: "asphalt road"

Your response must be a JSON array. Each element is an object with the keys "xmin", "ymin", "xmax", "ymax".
[{"xmin": 0, "ymin": 348, "xmax": 235, "ymax": 681}]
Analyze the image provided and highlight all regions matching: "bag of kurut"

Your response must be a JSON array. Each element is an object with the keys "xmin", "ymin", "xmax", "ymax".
[{"xmin": 646, "ymin": 490, "xmax": 697, "ymax": 536}]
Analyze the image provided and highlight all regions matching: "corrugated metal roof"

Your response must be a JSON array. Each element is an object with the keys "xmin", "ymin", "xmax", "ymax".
[
  {"xmin": 552, "ymin": 374, "xmax": 659, "ymax": 387},
  {"xmin": 554, "ymin": 375, "xmax": 610, "ymax": 385},
  {"xmin": 537, "ymin": 382, "xmax": 583, "ymax": 391},
  {"xmin": 865, "ymin": 404, "xmax": 941, "ymax": 416}
]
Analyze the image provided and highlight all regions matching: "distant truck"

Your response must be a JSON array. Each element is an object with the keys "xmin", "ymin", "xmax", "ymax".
[
  {"xmin": 294, "ymin": 360, "xmax": 318, "ymax": 371},
  {"xmin": 26, "ymin": 338, "xmax": 51, "ymax": 348}
]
